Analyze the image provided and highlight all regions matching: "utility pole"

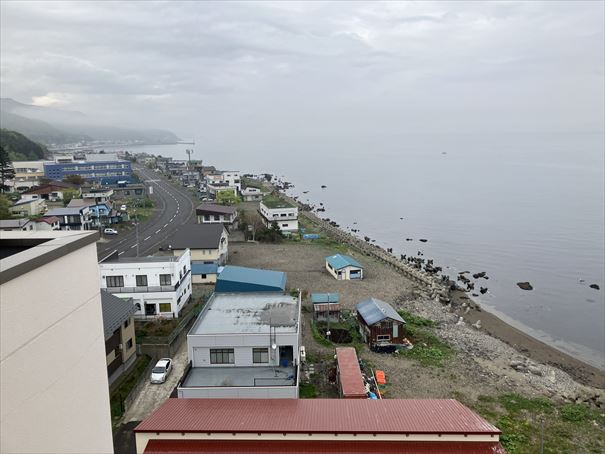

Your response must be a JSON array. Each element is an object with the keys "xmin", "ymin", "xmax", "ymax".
[
  {"xmin": 326, "ymin": 293, "xmax": 331, "ymax": 342},
  {"xmin": 185, "ymin": 149, "xmax": 193, "ymax": 170},
  {"xmin": 135, "ymin": 212, "xmax": 139, "ymax": 257}
]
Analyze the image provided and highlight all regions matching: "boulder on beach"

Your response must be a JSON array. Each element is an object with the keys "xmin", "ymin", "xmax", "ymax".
[
  {"xmin": 589, "ymin": 284, "xmax": 600, "ymax": 290},
  {"xmin": 473, "ymin": 271, "xmax": 487, "ymax": 279},
  {"xmin": 419, "ymin": 239, "xmax": 428, "ymax": 243},
  {"xmin": 321, "ymin": 185, "xmax": 327, "ymax": 188},
  {"xmin": 517, "ymin": 282, "xmax": 533, "ymax": 291}
]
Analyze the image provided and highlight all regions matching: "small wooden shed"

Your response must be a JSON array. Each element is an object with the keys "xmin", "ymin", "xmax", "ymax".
[{"xmin": 356, "ymin": 297, "xmax": 406, "ymax": 348}]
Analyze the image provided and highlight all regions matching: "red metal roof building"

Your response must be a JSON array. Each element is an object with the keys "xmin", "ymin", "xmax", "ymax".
[
  {"xmin": 134, "ymin": 399, "xmax": 505, "ymax": 454},
  {"xmin": 335, "ymin": 347, "xmax": 367, "ymax": 399}
]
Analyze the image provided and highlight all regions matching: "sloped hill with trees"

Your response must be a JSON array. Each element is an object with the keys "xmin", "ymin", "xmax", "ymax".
[{"xmin": 0, "ymin": 129, "xmax": 48, "ymax": 161}]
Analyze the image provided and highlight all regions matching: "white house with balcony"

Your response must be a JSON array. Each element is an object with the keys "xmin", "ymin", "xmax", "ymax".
[
  {"xmin": 99, "ymin": 249, "xmax": 192, "ymax": 319},
  {"xmin": 177, "ymin": 291, "xmax": 301, "ymax": 399},
  {"xmin": 258, "ymin": 198, "xmax": 299, "ymax": 233}
]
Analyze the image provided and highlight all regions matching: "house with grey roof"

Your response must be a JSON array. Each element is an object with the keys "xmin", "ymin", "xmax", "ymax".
[
  {"xmin": 169, "ymin": 223, "xmax": 229, "ymax": 265},
  {"xmin": 356, "ymin": 297, "xmax": 406, "ymax": 349},
  {"xmin": 44, "ymin": 206, "xmax": 92, "ymax": 230},
  {"xmin": 196, "ymin": 203, "xmax": 238, "ymax": 226},
  {"xmin": 101, "ymin": 292, "xmax": 137, "ymax": 385}
]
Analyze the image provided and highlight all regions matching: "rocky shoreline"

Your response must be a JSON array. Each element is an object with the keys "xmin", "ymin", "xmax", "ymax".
[{"xmin": 272, "ymin": 187, "xmax": 604, "ymax": 394}]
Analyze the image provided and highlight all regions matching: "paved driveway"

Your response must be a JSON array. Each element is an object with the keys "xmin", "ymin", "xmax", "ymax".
[{"xmin": 123, "ymin": 340, "xmax": 188, "ymax": 422}]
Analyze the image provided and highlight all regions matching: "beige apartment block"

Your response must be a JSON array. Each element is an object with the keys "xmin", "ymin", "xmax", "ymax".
[{"xmin": 0, "ymin": 231, "xmax": 114, "ymax": 454}]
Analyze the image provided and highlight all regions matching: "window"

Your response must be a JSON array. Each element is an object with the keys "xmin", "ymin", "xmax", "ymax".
[
  {"xmin": 160, "ymin": 274, "xmax": 171, "ymax": 286},
  {"xmin": 136, "ymin": 275, "xmax": 148, "ymax": 286},
  {"xmin": 124, "ymin": 319, "xmax": 130, "ymax": 328},
  {"xmin": 377, "ymin": 334, "xmax": 391, "ymax": 342},
  {"xmin": 201, "ymin": 274, "xmax": 207, "ymax": 279},
  {"xmin": 204, "ymin": 215, "xmax": 210, "ymax": 221},
  {"xmin": 106, "ymin": 276, "xmax": 124, "ymax": 287},
  {"xmin": 210, "ymin": 348, "xmax": 234, "ymax": 364},
  {"xmin": 280, "ymin": 213, "xmax": 287, "ymax": 217},
  {"xmin": 183, "ymin": 265, "xmax": 186, "ymax": 275},
  {"xmin": 253, "ymin": 348, "xmax": 269, "ymax": 364},
  {"xmin": 214, "ymin": 215, "xmax": 220, "ymax": 221},
  {"xmin": 126, "ymin": 338, "xmax": 133, "ymax": 349},
  {"xmin": 159, "ymin": 303, "xmax": 172, "ymax": 312},
  {"xmin": 282, "ymin": 224, "xmax": 288, "ymax": 227}
]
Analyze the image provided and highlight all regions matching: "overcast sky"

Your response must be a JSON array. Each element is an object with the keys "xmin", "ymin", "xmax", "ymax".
[{"xmin": 1, "ymin": 1, "xmax": 603, "ymax": 137}]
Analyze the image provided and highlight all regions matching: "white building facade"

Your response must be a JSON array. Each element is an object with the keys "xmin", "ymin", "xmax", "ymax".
[
  {"xmin": 99, "ymin": 249, "xmax": 192, "ymax": 319},
  {"xmin": 178, "ymin": 292, "xmax": 301, "ymax": 399},
  {"xmin": 0, "ymin": 231, "xmax": 114, "ymax": 454},
  {"xmin": 259, "ymin": 200, "xmax": 299, "ymax": 233}
]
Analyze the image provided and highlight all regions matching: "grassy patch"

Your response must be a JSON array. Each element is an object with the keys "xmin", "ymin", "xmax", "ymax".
[
  {"xmin": 110, "ymin": 355, "xmax": 151, "ymax": 423},
  {"xmin": 299, "ymin": 382, "xmax": 318, "ymax": 398},
  {"xmin": 262, "ymin": 194, "xmax": 295, "ymax": 208},
  {"xmin": 395, "ymin": 310, "xmax": 452, "ymax": 366},
  {"xmin": 471, "ymin": 394, "xmax": 605, "ymax": 454},
  {"xmin": 397, "ymin": 310, "xmax": 436, "ymax": 328},
  {"xmin": 310, "ymin": 320, "xmax": 334, "ymax": 347}
]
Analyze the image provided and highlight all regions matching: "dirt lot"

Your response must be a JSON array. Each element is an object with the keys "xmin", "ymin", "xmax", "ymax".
[{"xmin": 229, "ymin": 240, "xmax": 604, "ymax": 404}]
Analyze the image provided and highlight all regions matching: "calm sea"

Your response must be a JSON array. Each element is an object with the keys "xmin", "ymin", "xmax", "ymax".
[{"xmin": 106, "ymin": 132, "xmax": 605, "ymax": 369}]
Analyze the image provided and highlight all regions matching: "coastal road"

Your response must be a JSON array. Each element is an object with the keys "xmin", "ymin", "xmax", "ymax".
[{"xmin": 97, "ymin": 164, "xmax": 198, "ymax": 260}]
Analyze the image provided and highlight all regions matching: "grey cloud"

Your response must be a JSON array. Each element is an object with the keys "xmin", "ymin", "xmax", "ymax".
[{"xmin": 1, "ymin": 0, "xmax": 603, "ymax": 136}]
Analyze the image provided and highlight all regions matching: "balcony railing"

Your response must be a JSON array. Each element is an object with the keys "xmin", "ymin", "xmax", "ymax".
[{"xmin": 104, "ymin": 286, "xmax": 176, "ymax": 294}]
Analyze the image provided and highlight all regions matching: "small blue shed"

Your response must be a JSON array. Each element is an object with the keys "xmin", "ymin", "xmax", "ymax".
[
  {"xmin": 325, "ymin": 254, "xmax": 364, "ymax": 280},
  {"xmin": 191, "ymin": 262, "xmax": 219, "ymax": 285},
  {"xmin": 215, "ymin": 265, "xmax": 287, "ymax": 293}
]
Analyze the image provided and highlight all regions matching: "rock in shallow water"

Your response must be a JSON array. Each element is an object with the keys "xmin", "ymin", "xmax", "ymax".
[
  {"xmin": 589, "ymin": 284, "xmax": 600, "ymax": 290},
  {"xmin": 517, "ymin": 282, "xmax": 533, "ymax": 291}
]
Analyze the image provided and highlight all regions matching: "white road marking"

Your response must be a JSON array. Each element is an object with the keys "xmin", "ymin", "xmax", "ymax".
[
  {"xmin": 155, "ymin": 229, "xmax": 161, "ymax": 234},
  {"xmin": 118, "ymin": 251, "xmax": 124, "ymax": 256},
  {"xmin": 144, "ymin": 236, "xmax": 151, "ymax": 241},
  {"xmin": 130, "ymin": 244, "xmax": 137, "ymax": 249},
  {"xmin": 164, "ymin": 223, "xmax": 169, "ymax": 228}
]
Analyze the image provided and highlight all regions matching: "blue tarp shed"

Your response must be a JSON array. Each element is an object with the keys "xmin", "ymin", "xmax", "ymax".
[
  {"xmin": 356, "ymin": 297, "xmax": 405, "ymax": 326},
  {"xmin": 215, "ymin": 265, "xmax": 287, "ymax": 293},
  {"xmin": 325, "ymin": 254, "xmax": 363, "ymax": 270},
  {"xmin": 311, "ymin": 293, "xmax": 340, "ymax": 304}
]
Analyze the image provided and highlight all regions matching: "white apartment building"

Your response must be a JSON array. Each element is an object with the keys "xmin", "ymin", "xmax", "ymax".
[
  {"xmin": 178, "ymin": 292, "xmax": 301, "ymax": 399},
  {"xmin": 99, "ymin": 249, "xmax": 192, "ymax": 319},
  {"xmin": 9, "ymin": 160, "xmax": 46, "ymax": 190},
  {"xmin": 221, "ymin": 171, "xmax": 241, "ymax": 192},
  {"xmin": 0, "ymin": 231, "xmax": 114, "ymax": 454},
  {"xmin": 259, "ymin": 199, "xmax": 299, "ymax": 233}
]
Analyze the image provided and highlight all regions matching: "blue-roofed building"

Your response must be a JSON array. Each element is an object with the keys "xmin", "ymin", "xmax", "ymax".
[
  {"xmin": 191, "ymin": 262, "xmax": 220, "ymax": 285},
  {"xmin": 311, "ymin": 293, "xmax": 341, "ymax": 322},
  {"xmin": 325, "ymin": 254, "xmax": 363, "ymax": 280},
  {"xmin": 356, "ymin": 297, "xmax": 406, "ymax": 348},
  {"xmin": 215, "ymin": 265, "xmax": 287, "ymax": 293},
  {"xmin": 43, "ymin": 153, "xmax": 133, "ymax": 185}
]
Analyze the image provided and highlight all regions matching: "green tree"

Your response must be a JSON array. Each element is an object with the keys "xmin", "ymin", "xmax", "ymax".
[
  {"xmin": 0, "ymin": 145, "xmax": 16, "ymax": 193},
  {"xmin": 62, "ymin": 188, "xmax": 80, "ymax": 206},
  {"xmin": 63, "ymin": 174, "xmax": 85, "ymax": 186},
  {"xmin": 0, "ymin": 194, "xmax": 12, "ymax": 219},
  {"xmin": 215, "ymin": 188, "xmax": 240, "ymax": 206}
]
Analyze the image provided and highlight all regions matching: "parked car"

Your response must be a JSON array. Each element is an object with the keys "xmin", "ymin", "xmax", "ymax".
[
  {"xmin": 120, "ymin": 204, "xmax": 127, "ymax": 211},
  {"xmin": 103, "ymin": 228, "xmax": 118, "ymax": 235},
  {"xmin": 150, "ymin": 358, "xmax": 172, "ymax": 384}
]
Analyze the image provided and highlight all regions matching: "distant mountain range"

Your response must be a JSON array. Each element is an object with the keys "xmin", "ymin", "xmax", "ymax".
[{"xmin": 0, "ymin": 98, "xmax": 179, "ymax": 145}]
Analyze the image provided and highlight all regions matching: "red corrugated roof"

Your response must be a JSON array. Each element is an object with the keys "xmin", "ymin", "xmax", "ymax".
[
  {"xmin": 134, "ymin": 399, "xmax": 501, "ymax": 435},
  {"xmin": 336, "ymin": 347, "xmax": 367, "ymax": 398},
  {"xmin": 143, "ymin": 440, "xmax": 506, "ymax": 454}
]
